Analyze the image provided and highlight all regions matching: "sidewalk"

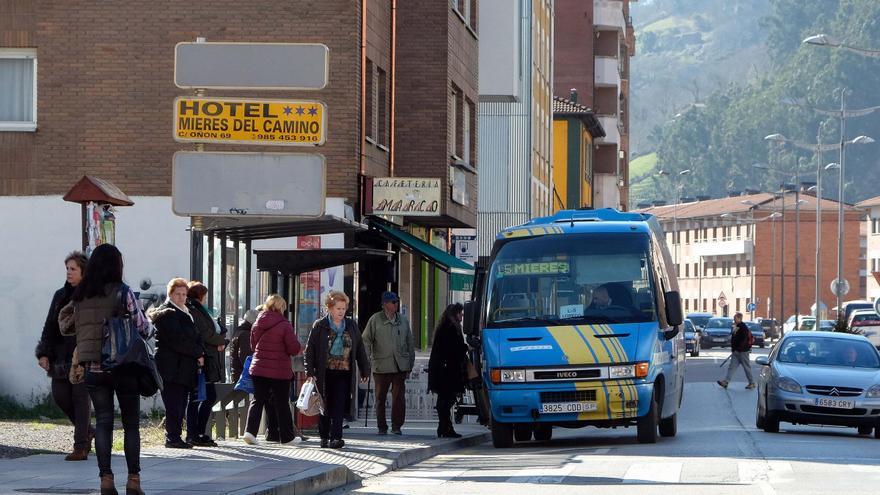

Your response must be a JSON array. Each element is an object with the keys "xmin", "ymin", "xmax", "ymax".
[{"xmin": 0, "ymin": 422, "xmax": 488, "ymax": 495}]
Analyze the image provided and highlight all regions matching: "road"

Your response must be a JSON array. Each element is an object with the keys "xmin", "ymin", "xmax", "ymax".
[{"xmin": 334, "ymin": 347, "xmax": 880, "ymax": 495}]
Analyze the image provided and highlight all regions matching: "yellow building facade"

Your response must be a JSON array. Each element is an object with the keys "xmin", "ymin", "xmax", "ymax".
[{"xmin": 552, "ymin": 95, "xmax": 605, "ymax": 212}]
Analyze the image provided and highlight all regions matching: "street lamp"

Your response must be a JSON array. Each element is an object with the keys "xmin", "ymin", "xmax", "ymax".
[
  {"xmin": 657, "ymin": 169, "xmax": 693, "ymax": 270},
  {"xmin": 803, "ymin": 34, "xmax": 880, "ymax": 58}
]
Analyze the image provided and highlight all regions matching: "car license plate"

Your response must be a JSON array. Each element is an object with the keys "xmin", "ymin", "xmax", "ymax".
[
  {"xmin": 815, "ymin": 398, "xmax": 854, "ymax": 409},
  {"xmin": 713, "ymin": 337, "xmax": 726, "ymax": 342},
  {"xmin": 541, "ymin": 402, "xmax": 598, "ymax": 414}
]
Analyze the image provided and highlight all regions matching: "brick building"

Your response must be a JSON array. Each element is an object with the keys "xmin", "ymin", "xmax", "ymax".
[
  {"xmin": 554, "ymin": 0, "xmax": 635, "ymax": 211},
  {"xmin": 637, "ymin": 192, "xmax": 863, "ymax": 325},
  {"xmin": 0, "ymin": 0, "xmax": 478, "ymax": 401}
]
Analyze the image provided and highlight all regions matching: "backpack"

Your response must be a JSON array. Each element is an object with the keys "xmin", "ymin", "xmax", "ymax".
[{"xmin": 746, "ymin": 328, "xmax": 755, "ymax": 347}]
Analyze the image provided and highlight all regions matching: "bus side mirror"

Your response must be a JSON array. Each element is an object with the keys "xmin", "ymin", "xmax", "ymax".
[
  {"xmin": 463, "ymin": 301, "xmax": 477, "ymax": 335},
  {"xmin": 665, "ymin": 291, "xmax": 684, "ymax": 327}
]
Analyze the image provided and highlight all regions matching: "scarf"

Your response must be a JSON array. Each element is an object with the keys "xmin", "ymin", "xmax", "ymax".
[
  {"xmin": 201, "ymin": 302, "xmax": 222, "ymax": 334},
  {"xmin": 166, "ymin": 298, "xmax": 193, "ymax": 320},
  {"xmin": 328, "ymin": 316, "xmax": 345, "ymax": 357}
]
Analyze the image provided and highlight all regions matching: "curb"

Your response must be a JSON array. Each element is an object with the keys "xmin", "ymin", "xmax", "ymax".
[
  {"xmin": 391, "ymin": 431, "xmax": 490, "ymax": 471},
  {"xmin": 226, "ymin": 431, "xmax": 489, "ymax": 495}
]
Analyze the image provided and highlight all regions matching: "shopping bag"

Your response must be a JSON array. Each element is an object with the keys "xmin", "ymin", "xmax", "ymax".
[
  {"xmin": 196, "ymin": 370, "xmax": 206, "ymax": 402},
  {"xmin": 234, "ymin": 355, "xmax": 254, "ymax": 394},
  {"xmin": 295, "ymin": 379, "xmax": 316, "ymax": 410}
]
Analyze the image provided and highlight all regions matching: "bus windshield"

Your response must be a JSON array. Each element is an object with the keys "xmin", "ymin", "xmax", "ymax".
[{"xmin": 486, "ymin": 233, "xmax": 657, "ymax": 328}]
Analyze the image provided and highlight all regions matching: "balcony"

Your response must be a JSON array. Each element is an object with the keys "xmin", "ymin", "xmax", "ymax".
[
  {"xmin": 693, "ymin": 239, "xmax": 754, "ymax": 257},
  {"xmin": 594, "ymin": 1, "xmax": 625, "ymax": 31},
  {"xmin": 596, "ymin": 116, "xmax": 619, "ymax": 145},
  {"xmin": 595, "ymin": 57, "xmax": 621, "ymax": 88}
]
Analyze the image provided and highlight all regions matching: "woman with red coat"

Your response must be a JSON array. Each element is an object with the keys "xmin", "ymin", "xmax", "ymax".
[{"xmin": 242, "ymin": 294, "xmax": 302, "ymax": 445}]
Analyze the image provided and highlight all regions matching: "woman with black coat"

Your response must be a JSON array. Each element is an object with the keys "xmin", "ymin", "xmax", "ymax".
[
  {"xmin": 428, "ymin": 303, "xmax": 468, "ymax": 438},
  {"xmin": 304, "ymin": 291, "xmax": 370, "ymax": 449},
  {"xmin": 185, "ymin": 281, "xmax": 227, "ymax": 447},
  {"xmin": 35, "ymin": 251, "xmax": 94, "ymax": 461},
  {"xmin": 147, "ymin": 278, "xmax": 205, "ymax": 450}
]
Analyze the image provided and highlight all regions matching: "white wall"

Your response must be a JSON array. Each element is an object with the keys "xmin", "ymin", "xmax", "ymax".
[{"xmin": 0, "ymin": 196, "xmax": 189, "ymax": 404}]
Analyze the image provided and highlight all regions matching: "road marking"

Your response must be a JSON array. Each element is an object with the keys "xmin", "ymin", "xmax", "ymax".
[
  {"xmin": 507, "ymin": 463, "xmax": 576, "ymax": 484},
  {"xmin": 384, "ymin": 469, "xmax": 468, "ymax": 486},
  {"xmin": 848, "ymin": 464, "xmax": 880, "ymax": 473},
  {"xmin": 622, "ymin": 462, "xmax": 682, "ymax": 484},
  {"xmin": 738, "ymin": 460, "xmax": 767, "ymax": 482}
]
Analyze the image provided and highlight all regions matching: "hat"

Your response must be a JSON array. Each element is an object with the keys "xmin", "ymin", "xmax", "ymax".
[
  {"xmin": 244, "ymin": 309, "xmax": 258, "ymax": 324},
  {"xmin": 381, "ymin": 291, "xmax": 399, "ymax": 303}
]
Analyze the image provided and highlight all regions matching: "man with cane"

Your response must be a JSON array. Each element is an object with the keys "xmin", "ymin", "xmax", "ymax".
[{"xmin": 717, "ymin": 312, "xmax": 756, "ymax": 390}]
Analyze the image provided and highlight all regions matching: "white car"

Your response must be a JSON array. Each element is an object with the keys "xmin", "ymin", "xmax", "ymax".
[
  {"xmin": 849, "ymin": 309, "xmax": 880, "ymax": 348},
  {"xmin": 784, "ymin": 314, "xmax": 812, "ymax": 334}
]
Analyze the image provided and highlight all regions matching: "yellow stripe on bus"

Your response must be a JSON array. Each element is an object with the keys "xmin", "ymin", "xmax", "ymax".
[{"xmin": 547, "ymin": 326, "xmax": 596, "ymax": 364}]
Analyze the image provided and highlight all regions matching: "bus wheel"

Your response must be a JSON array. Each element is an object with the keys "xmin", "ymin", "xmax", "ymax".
[
  {"xmin": 513, "ymin": 424, "xmax": 532, "ymax": 442},
  {"xmin": 637, "ymin": 392, "xmax": 659, "ymax": 444},
  {"xmin": 534, "ymin": 425, "xmax": 552, "ymax": 441},
  {"xmin": 659, "ymin": 412, "xmax": 677, "ymax": 437},
  {"xmin": 491, "ymin": 420, "xmax": 514, "ymax": 448}
]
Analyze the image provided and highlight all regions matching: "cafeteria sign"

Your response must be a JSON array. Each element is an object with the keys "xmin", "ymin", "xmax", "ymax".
[
  {"xmin": 173, "ymin": 97, "xmax": 326, "ymax": 146},
  {"xmin": 372, "ymin": 178, "xmax": 441, "ymax": 216}
]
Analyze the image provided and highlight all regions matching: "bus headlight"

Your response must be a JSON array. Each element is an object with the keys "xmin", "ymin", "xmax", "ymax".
[
  {"xmin": 491, "ymin": 369, "xmax": 526, "ymax": 384},
  {"xmin": 609, "ymin": 365, "xmax": 635, "ymax": 378}
]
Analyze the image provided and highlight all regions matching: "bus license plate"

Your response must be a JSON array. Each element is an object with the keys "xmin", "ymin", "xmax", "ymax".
[
  {"xmin": 815, "ymin": 398, "xmax": 854, "ymax": 409},
  {"xmin": 541, "ymin": 402, "xmax": 598, "ymax": 414}
]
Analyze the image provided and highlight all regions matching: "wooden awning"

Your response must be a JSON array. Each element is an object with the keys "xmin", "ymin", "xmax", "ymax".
[{"xmin": 63, "ymin": 176, "xmax": 134, "ymax": 206}]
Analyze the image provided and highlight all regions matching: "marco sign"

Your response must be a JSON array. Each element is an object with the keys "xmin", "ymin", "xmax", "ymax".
[{"xmin": 372, "ymin": 177, "xmax": 441, "ymax": 216}]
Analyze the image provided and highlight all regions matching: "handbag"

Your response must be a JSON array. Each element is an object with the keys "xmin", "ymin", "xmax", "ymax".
[
  {"xmin": 234, "ymin": 355, "xmax": 254, "ymax": 394},
  {"xmin": 101, "ymin": 284, "xmax": 139, "ymax": 371},
  {"xmin": 68, "ymin": 347, "xmax": 85, "ymax": 385},
  {"xmin": 196, "ymin": 370, "xmax": 207, "ymax": 401},
  {"xmin": 295, "ymin": 378, "xmax": 324, "ymax": 416}
]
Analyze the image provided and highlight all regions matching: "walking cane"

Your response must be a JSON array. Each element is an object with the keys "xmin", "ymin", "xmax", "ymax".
[
  {"xmin": 719, "ymin": 353, "xmax": 732, "ymax": 367},
  {"xmin": 364, "ymin": 373, "xmax": 372, "ymax": 427}
]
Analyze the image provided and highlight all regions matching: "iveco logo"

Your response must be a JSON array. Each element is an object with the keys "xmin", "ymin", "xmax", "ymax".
[
  {"xmin": 556, "ymin": 371, "xmax": 578, "ymax": 378},
  {"xmin": 830, "ymin": 388, "xmax": 840, "ymax": 396}
]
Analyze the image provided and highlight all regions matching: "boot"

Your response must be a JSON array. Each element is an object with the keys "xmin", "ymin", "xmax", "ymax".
[
  {"xmin": 65, "ymin": 448, "xmax": 88, "ymax": 461},
  {"xmin": 126, "ymin": 474, "xmax": 145, "ymax": 495},
  {"xmin": 100, "ymin": 474, "xmax": 118, "ymax": 495}
]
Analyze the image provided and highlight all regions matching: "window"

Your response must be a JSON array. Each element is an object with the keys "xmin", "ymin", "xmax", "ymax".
[
  {"xmin": 450, "ymin": 86, "xmax": 461, "ymax": 157},
  {"xmin": 872, "ymin": 218, "xmax": 880, "ymax": 234},
  {"xmin": 712, "ymin": 261, "xmax": 718, "ymax": 276},
  {"xmin": 462, "ymin": 98, "xmax": 473, "ymax": 164},
  {"xmin": 694, "ymin": 263, "xmax": 698, "ymax": 276},
  {"xmin": 0, "ymin": 49, "xmax": 37, "ymax": 131},
  {"xmin": 685, "ymin": 299, "xmax": 689, "ymax": 311},
  {"xmin": 377, "ymin": 67, "xmax": 387, "ymax": 146},
  {"xmin": 365, "ymin": 59, "xmax": 375, "ymax": 141},
  {"xmin": 685, "ymin": 230, "xmax": 690, "ymax": 244},
  {"xmin": 736, "ymin": 298, "xmax": 741, "ymax": 312},
  {"xmin": 736, "ymin": 260, "xmax": 741, "ymax": 276},
  {"xmin": 685, "ymin": 263, "xmax": 689, "ymax": 278}
]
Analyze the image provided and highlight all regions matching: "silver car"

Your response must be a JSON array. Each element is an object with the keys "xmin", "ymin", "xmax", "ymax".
[{"xmin": 755, "ymin": 331, "xmax": 880, "ymax": 437}]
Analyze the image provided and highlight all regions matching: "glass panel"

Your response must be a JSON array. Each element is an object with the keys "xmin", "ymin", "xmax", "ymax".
[
  {"xmin": 486, "ymin": 233, "xmax": 656, "ymax": 327},
  {"xmin": 0, "ymin": 57, "xmax": 34, "ymax": 122}
]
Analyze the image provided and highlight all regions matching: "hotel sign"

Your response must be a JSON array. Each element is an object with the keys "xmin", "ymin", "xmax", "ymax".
[{"xmin": 372, "ymin": 177, "xmax": 441, "ymax": 216}]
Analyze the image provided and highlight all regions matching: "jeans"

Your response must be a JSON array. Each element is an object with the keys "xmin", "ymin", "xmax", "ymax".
[
  {"xmin": 161, "ymin": 382, "xmax": 190, "ymax": 443},
  {"xmin": 246, "ymin": 376, "xmax": 295, "ymax": 443},
  {"xmin": 319, "ymin": 370, "xmax": 351, "ymax": 441},
  {"xmin": 186, "ymin": 382, "xmax": 217, "ymax": 440},
  {"xmin": 435, "ymin": 392, "xmax": 456, "ymax": 435},
  {"xmin": 374, "ymin": 371, "xmax": 407, "ymax": 431},
  {"xmin": 725, "ymin": 351, "xmax": 754, "ymax": 383},
  {"xmin": 51, "ymin": 378, "xmax": 93, "ymax": 450},
  {"xmin": 86, "ymin": 369, "xmax": 140, "ymax": 476}
]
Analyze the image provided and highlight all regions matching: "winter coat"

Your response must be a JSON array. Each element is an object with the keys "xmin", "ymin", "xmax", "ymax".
[
  {"xmin": 362, "ymin": 311, "xmax": 415, "ymax": 374},
  {"xmin": 35, "ymin": 283, "xmax": 77, "ymax": 379},
  {"xmin": 731, "ymin": 322, "xmax": 752, "ymax": 353},
  {"xmin": 304, "ymin": 317, "xmax": 370, "ymax": 417},
  {"xmin": 428, "ymin": 318, "xmax": 468, "ymax": 396},
  {"xmin": 148, "ymin": 302, "xmax": 204, "ymax": 389},
  {"xmin": 249, "ymin": 311, "xmax": 301, "ymax": 380},
  {"xmin": 229, "ymin": 321, "xmax": 253, "ymax": 384},
  {"xmin": 187, "ymin": 299, "xmax": 227, "ymax": 383}
]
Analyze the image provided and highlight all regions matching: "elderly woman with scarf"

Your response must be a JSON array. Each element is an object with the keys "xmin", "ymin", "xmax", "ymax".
[
  {"xmin": 185, "ymin": 281, "xmax": 227, "ymax": 447},
  {"xmin": 148, "ymin": 278, "xmax": 205, "ymax": 450},
  {"xmin": 304, "ymin": 290, "xmax": 370, "ymax": 449}
]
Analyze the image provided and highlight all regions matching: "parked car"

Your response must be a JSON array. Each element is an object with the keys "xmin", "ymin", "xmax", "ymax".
[
  {"xmin": 849, "ymin": 310, "xmax": 880, "ymax": 349},
  {"xmin": 799, "ymin": 317, "xmax": 817, "ymax": 331},
  {"xmin": 784, "ymin": 314, "xmax": 812, "ymax": 334},
  {"xmin": 758, "ymin": 318, "xmax": 779, "ymax": 340},
  {"xmin": 687, "ymin": 312, "xmax": 714, "ymax": 331},
  {"xmin": 701, "ymin": 317, "xmax": 733, "ymax": 349},
  {"xmin": 834, "ymin": 300, "xmax": 875, "ymax": 326},
  {"xmin": 755, "ymin": 331, "xmax": 880, "ymax": 436},
  {"xmin": 684, "ymin": 318, "xmax": 701, "ymax": 357},
  {"xmin": 745, "ymin": 321, "xmax": 766, "ymax": 348}
]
